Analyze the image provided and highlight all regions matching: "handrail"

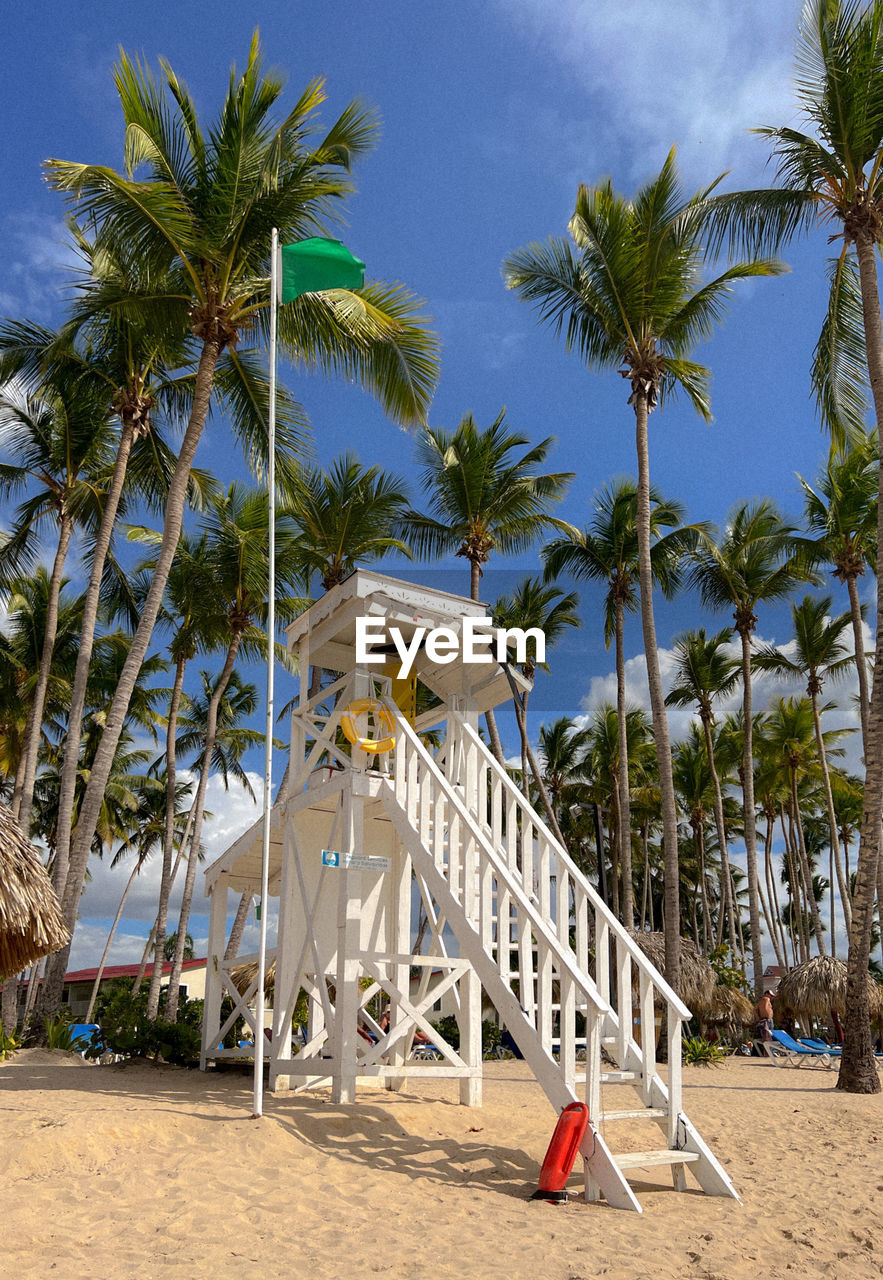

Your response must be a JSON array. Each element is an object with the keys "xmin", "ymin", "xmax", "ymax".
[
  {"xmin": 452, "ymin": 714, "xmax": 692, "ymax": 1022},
  {"xmin": 384, "ymin": 699, "xmax": 608, "ymax": 1016}
]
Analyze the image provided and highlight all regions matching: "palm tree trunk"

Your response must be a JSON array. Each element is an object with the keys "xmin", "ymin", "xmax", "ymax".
[
  {"xmin": 810, "ymin": 689, "xmax": 852, "ymax": 939},
  {"xmin": 224, "ymin": 892, "xmax": 253, "ymax": 962},
  {"xmin": 784, "ymin": 807, "xmax": 809, "ymax": 965},
  {"xmin": 38, "ymin": 335, "xmax": 222, "ymax": 1024},
  {"xmin": 511, "ymin": 695, "xmax": 567, "ymax": 846},
  {"xmin": 54, "ymin": 419, "xmax": 138, "ymax": 901},
  {"xmin": 132, "ymin": 927, "xmax": 156, "ymax": 993},
  {"xmin": 790, "ymin": 769, "xmax": 827, "ymax": 955},
  {"xmin": 846, "ymin": 573, "xmax": 870, "ymax": 746},
  {"xmin": 696, "ymin": 821, "xmax": 711, "ymax": 953},
  {"xmin": 85, "ymin": 856, "xmax": 142, "ymax": 1022},
  {"xmin": 164, "ymin": 630, "xmax": 242, "ymax": 1022},
  {"xmin": 640, "ymin": 822, "xmax": 650, "ymax": 930},
  {"xmin": 146, "ymin": 652, "xmax": 188, "ymax": 1020},
  {"xmin": 16, "ymin": 512, "xmax": 73, "ymax": 836},
  {"xmin": 840, "ymin": 233, "xmax": 883, "ymax": 1092},
  {"xmin": 2, "ymin": 971, "xmax": 19, "ymax": 1033},
  {"xmin": 735, "ymin": 626, "xmax": 765, "ymax": 997},
  {"xmin": 614, "ymin": 598, "xmax": 635, "ymax": 926},
  {"xmin": 701, "ymin": 716, "xmax": 738, "ymax": 954},
  {"xmin": 633, "ymin": 390, "xmax": 680, "ymax": 991},
  {"xmin": 763, "ymin": 812, "xmax": 787, "ymax": 972}
]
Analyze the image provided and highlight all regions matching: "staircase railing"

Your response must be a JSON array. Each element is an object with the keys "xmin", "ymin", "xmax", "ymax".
[{"xmin": 436, "ymin": 708, "xmax": 692, "ymax": 1137}]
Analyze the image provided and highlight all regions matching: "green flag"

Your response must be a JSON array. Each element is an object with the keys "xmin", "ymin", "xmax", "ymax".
[{"xmin": 279, "ymin": 237, "xmax": 366, "ymax": 303}]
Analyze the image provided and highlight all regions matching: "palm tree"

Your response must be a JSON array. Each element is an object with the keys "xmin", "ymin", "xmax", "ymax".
[
  {"xmin": 690, "ymin": 499, "xmax": 814, "ymax": 994},
  {"xmin": 284, "ymin": 453, "xmax": 412, "ymax": 592},
  {"xmin": 583, "ymin": 703, "xmax": 655, "ymax": 921},
  {"xmin": 84, "ymin": 775, "xmax": 193, "ymax": 1023},
  {"xmin": 754, "ymin": 594, "xmax": 859, "ymax": 940},
  {"xmin": 161, "ymin": 484, "xmax": 305, "ymax": 1021},
  {"xmin": 403, "ymin": 409, "xmax": 574, "ymax": 762},
  {"xmin": 665, "ymin": 627, "xmax": 741, "ymax": 951},
  {"xmin": 504, "ymin": 150, "xmax": 783, "ymax": 988},
  {"xmin": 0, "ymin": 376, "xmax": 113, "ymax": 834},
  {"xmin": 122, "ymin": 531, "xmax": 228, "ymax": 1022},
  {"xmin": 543, "ymin": 478, "xmax": 699, "ymax": 925},
  {"xmin": 705, "ymin": 0, "xmax": 883, "ymax": 1092},
  {"xmin": 491, "ymin": 576, "xmax": 580, "ymax": 844},
  {"xmin": 798, "ymin": 433, "xmax": 877, "ymax": 743},
  {"xmin": 764, "ymin": 696, "xmax": 852, "ymax": 956},
  {"xmin": 673, "ymin": 726, "xmax": 729, "ymax": 954},
  {"xmin": 39, "ymin": 37, "xmax": 440, "ymax": 1020}
]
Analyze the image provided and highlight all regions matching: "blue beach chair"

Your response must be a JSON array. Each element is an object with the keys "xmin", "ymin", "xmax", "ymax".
[{"xmin": 768, "ymin": 1028, "xmax": 833, "ymax": 1067}]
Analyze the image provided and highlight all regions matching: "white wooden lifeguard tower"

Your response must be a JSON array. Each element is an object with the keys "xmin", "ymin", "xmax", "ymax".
[{"xmin": 200, "ymin": 570, "xmax": 737, "ymax": 1212}]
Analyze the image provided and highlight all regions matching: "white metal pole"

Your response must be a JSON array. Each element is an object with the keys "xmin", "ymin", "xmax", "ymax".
[{"xmin": 254, "ymin": 227, "xmax": 278, "ymax": 1117}]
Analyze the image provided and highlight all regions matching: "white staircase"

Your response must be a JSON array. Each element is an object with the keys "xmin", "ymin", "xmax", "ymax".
[{"xmin": 380, "ymin": 700, "xmax": 738, "ymax": 1212}]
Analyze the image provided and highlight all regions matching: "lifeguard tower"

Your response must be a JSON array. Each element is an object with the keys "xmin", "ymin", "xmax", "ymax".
[{"xmin": 200, "ymin": 571, "xmax": 737, "ymax": 1212}]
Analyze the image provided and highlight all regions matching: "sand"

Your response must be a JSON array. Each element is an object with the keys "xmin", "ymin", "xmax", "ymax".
[{"xmin": 1, "ymin": 1050, "xmax": 881, "ymax": 1280}]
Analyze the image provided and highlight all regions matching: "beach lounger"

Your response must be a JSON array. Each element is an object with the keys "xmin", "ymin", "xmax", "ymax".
[
  {"xmin": 769, "ymin": 1028, "xmax": 833, "ymax": 1067},
  {"xmin": 801, "ymin": 1037, "xmax": 883, "ymax": 1065}
]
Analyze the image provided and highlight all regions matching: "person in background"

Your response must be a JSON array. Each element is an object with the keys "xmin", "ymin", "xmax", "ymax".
[{"xmin": 754, "ymin": 990, "xmax": 775, "ymax": 1042}]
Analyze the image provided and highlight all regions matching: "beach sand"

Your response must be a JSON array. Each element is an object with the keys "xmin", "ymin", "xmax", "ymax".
[{"xmin": 2, "ymin": 1050, "xmax": 881, "ymax": 1280}]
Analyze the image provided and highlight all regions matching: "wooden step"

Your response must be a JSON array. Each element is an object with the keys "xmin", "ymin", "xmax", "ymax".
[
  {"xmin": 600, "ymin": 1108, "xmax": 667, "ymax": 1122},
  {"xmin": 600, "ymin": 1070, "xmax": 640, "ymax": 1082},
  {"xmin": 615, "ymin": 1149, "xmax": 700, "ymax": 1170}
]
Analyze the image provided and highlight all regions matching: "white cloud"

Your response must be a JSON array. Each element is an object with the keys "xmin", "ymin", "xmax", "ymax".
[
  {"xmin": 496, "ymin": 0, "xmax": 802, "ymax": 186},
  {"xmin": 74, "ymin": 770, "xmax": 266, "ymax": 967},
  {"xmin": 0, "ymin": 214, "xmax": 83, "ymax": 319}
]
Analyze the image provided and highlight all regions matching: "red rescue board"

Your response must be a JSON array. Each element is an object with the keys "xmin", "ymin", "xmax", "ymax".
[{"xmin": 530, "ymin": 1102, "xmax": 590, "ymax": 1202}]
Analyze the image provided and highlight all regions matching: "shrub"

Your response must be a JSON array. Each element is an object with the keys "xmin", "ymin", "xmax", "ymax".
[
  {"xmin": 683, "ymin": 1035, "xmax": 727, "ymax": 1067},
  {"xmin": 91, "ymin": 981, "xmax": 203, "ymax": 1065},
  {"xmin": 45, "ymin": 1015, "xmax": 94, "ymax": 1052},
  {"xmin": 0, "ymin": 1023, "xmax": 21, "ymax": 1060}
]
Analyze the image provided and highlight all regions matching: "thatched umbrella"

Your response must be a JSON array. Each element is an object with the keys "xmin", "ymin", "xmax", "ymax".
[
  {"xmin": 628, "ymin": 931, "xmax": 716, "ymax": 1012},
  {"xmin": 0, "ymin": 803, "xmax": 69, "ymax": 982},
  {"xmin": 230, "ymin": 958, "xmax": 275, "ymax": 1000},
  {"xmin": 775, "ymin": 955, "xmax": 883, "ymax": 1022},
  {"xmin": 703, "ymin": 983, "xmax": 754, "ymax": 1041}
]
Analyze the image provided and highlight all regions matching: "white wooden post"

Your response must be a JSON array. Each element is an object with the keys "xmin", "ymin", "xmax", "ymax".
[
  {"xmin": 387, "ymin": 834, "xmax": 412, "ymax": 1091},
  {"xmin": 270, "ymin": 812, "xmax": 299, "ymax": 1091},
  {"xmin": 332, "ymin": 787, "xmax": 363, "ymax": 1104}
]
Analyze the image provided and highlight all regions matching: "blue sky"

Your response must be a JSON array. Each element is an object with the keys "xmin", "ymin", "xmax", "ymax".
[{"xmin": 2, "ymin": 1, "xmax": 867, "ymax": 965}]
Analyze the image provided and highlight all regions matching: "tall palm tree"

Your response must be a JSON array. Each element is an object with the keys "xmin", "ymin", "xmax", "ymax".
[
  {"xmin": 798, "ymin": 433, "xmax": 877, "ymax": 743},
  {"xmin": 764, "ymin": 696, "xmax": 852, "ymax": 956},
  {"xmin": 284, "ymin": 452, "xmax": 412, "ymax": 592},
  {"xmin": 38, "ymin": 37, "xmax": 440, "ymax": 1020},
  {"xmin": 0, "ymin": 376, "xmax": 113, "ymax": 833},
  {"xmin": 665, "ymin": 627, "xmax": 741, "ymax": 951},
  {"xmin": 583, "ymin": 703, "xmax": 655, "ymax": 921},
  {"xmin": 690, "ymin": 499, "xmax": 815, "ymax": 994},
  {"xmin": 84, "ymin": 775, "xmax": 193, "ymax": 1023},
  {"xmin": 705, "ymin": 0, "xmax": 883, "ymax": 1092},
  {"xmin": 121, "ymin": 531, "xmax": 228, "ymax": 1022},
  {"xmin": 403, "ymin": 409, "xmax": 574, "ymax": 761},
  {"xmin": 491, "ymin": 576, "xmax": 580, "ymax": 844},
  {"xmin": 161, "ymin": 485, "xmax": 305, "ymax": 1021},
  {"xmin": 543, "ymin": 479, "xmax": 699, "ymax": 925},
  {"xmin": 504, "ymin": 150, "xmax": 783, "ymax": 988},
  {"xmin": 754, "ymin": 594, "xmax": 859, "ymax": 940}
]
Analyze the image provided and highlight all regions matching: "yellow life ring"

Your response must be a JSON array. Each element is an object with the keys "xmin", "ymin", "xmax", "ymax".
[{"xmin": 340, "ymin": 698, "xmax": 396, "ymax": 755}]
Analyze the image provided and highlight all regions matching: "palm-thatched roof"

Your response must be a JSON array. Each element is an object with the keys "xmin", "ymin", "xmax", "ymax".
[
  {"xmin": 0, "ymin": 803, "xmax": 69, "ymax": 982},
  {"xmin": 775, "ymin": 955, "xmax": 883, "ymax": 1021},
  {"xmin": 628, "ymin": 932, "xmax": 716, "ymax": 1012},
  {"xmin": 230, "ymin": 958, "xmax": 275, "ymax": 999},
  {"xmin": 707, "ymin": 983, "xmax": 754, "ymax": 1025}
]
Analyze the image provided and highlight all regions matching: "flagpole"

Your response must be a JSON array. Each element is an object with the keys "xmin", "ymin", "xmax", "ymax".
[{"xmin": 254, "ymin": 226, "xmax": 278, "ymax": 1118}]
